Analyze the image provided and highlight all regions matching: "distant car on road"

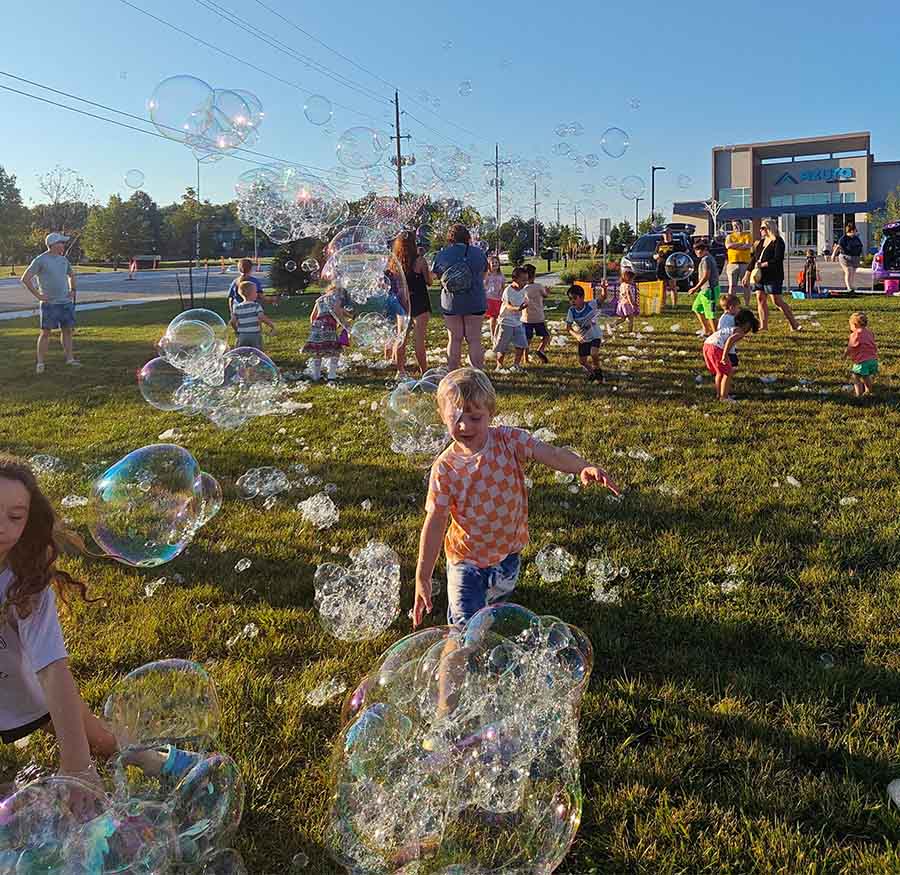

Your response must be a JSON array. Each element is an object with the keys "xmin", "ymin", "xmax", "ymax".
[
  {"xmin": 620, "ymin": 224, "xmax": 694, "ymax": 290},
  {"xmin": 872, "ymin": 221, "xmax": 900, "ymax": 289},
  {"xmin": 498, "ymin": 252, "xmax": 510, "ymax": 264}
]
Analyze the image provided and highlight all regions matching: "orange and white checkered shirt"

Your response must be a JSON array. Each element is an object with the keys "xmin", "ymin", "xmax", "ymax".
[{"xmin": 426, "ymin": 426, "xmax": 536, "ymax": 568}]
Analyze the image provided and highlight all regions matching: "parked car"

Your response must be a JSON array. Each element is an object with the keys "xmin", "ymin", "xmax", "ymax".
[
  {"xmin": 620, "ymin": 224, "xmax": 695, "ymax": 290},
  {"xmin": 873, "ymin": 221, "xmax": 900, "ymax": 289},
  {"xmin": 498, "ymin": 251, "xmax": 510, "ymax": 264}
]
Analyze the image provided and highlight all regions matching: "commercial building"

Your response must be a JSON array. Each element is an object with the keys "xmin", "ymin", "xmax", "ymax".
[{"xmin": 672, "ymin": 132, "xmax": 900, "ymax": 251}]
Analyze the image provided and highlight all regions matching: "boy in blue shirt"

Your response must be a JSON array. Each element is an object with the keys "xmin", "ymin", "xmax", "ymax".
[{"xmin": 565, "ymin": 284, "xmax": 606, "ymax": 382}]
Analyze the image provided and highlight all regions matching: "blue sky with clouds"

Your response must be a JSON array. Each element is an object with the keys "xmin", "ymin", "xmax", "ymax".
[{"xmin": 2, "ymin": 0, "xmax": 898, "ymax": 231}]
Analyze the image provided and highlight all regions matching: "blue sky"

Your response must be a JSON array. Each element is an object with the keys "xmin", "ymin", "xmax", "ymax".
[{"xmin": 3, "ymin": 0, "xmax": 898, "ymax": 232}]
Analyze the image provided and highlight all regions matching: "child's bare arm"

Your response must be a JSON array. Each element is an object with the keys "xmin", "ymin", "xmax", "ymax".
[
  {"xmin": 38, "ymin": 659, "xmax": 98, "ymax": 782},
  {"xmin": 414, "ymin": 506, "xmax": 450, "ymax": 627},
  {"xmin": 531, "ymin": 442, "xmax": 620, "ymax": 493},
  {"xmin": 720, "ymin": 331, "xmax": 746, "ymax": 359},
  {"xmin": 229, "ymin": 314, "xmax": 238, "ymax": 330},
  {"xmin": 309, "ymin": 302, "xmax": 319, "ymax": 325},
  {"xmin": 260, "ymin": 313, "xmax": 276, "ymax": 332}
]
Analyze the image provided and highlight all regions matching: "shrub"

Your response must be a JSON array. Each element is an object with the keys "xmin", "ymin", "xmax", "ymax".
[{"xmin": 560, "ymin": 270, "xmax": 577, "ymax": 284}]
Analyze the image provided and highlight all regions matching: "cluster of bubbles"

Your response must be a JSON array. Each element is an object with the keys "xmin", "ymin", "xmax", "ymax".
[
  {"xmin": 138, "ymin": 309, "xmax": 284, "ymax": 429},
  {"xmin": 666, "ymin": 251, "xmax": 695, "ymax": 281},
  {"xmin": 235, "ymin": 165, "xmax": 349, "ymax": 245},
  {"xmin": 329, "ymin": 604, "xmax": 591, "ymax": 874},
  {"xmin": 89, "ymin": 444, "xmax": 220, "ymax": 568},
  {"xmin": 148, "ymin": 75, "xmax": 263, "ymax": 161},
  {"xmin": 314, "ymin": 541, "xmax": 401, "ymax": 640},
  {"xmin": 554, "ymin": 121, "xmax": 585, "ymax": 137},
  {"xmin": 0, "ymin": 660, "xmax": 245, "ymax": 874},
  {"xmin": 236, "ymin": 466, "xmax": 290, "ymax": 499},
  {"xmin": 382, "ymin": 371, "xmax": 449, "ymax": 462}
]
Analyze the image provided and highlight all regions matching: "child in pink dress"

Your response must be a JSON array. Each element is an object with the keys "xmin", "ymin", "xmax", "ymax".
[{"xmin": 613, "ymin": 268, "xmax": 639, "ymax": 332}]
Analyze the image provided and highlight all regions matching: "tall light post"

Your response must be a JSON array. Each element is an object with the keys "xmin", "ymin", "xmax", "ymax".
[
  {"xmin": 651, "ymin": 165, "xmax": 666, "ymax": 220},
  {"xmin": 634, "ymin": 197, "xmax": 644, "ymax": 233}
]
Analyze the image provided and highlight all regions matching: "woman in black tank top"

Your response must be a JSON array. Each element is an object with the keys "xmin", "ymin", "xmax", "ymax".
[{"xmin": 392, "ymin": 231, "xmax": 433, "ymax": 373}]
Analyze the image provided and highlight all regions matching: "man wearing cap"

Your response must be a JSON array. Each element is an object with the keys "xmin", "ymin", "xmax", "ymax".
[{"xmin": 21, "ymin": 233, "xmax": 79, "ymax": 373}]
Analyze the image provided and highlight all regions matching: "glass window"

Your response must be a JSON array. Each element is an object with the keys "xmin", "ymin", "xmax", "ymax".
[
  {"xmin": 840, "ymin": 192, "xmax": 856, "ymax": 204},
  {"xmin": 771, "ymin": 195, "xmax": 793, "ymax": 207},
  {"xmin": 718, "ymin": 187, "xmax": 751, "ymax": 208},
  {"xmin": 795, "ymin": 216, "xmax": 816, "ymax": 248},
  {"xmin": 795, "ymin": 193, "xmax": 831, "ymax": 205}
]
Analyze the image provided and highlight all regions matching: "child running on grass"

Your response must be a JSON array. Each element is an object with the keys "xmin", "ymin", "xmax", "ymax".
[
  {"xmin": 412, "ymin": 368, "xmax": 619, "ymax": 629},
  {"xmin": 0, "ymin": 457, "xmax": 199, "ymax": 795},
  {"xmin": 229, "ymin": 281, "xmax": 276, "ymax": 351},
  {"xmin": 845, "ymin": 311, "xmax": 879, "ymax": 397},
  {"xmin": 702, "ymin": 308, "xmax": 759, "ymax": 401},
  {"xmin": 565, "ymin": 283, "xmax": 606, "ymax": 382},
  {"xmin": 613, "ymin": 268, "xmax": 639, "ymax": 333},
  {"xmin": 303, "ymin": 285, "xmax": 351, "ymax": 382},
  {"xmin": 521, "ymin": 264, "xmax": 551, "ymax": 364},
  {"xmin": 484, "ymin": 256, "xmax": 506, "ymax": 339},
  {"xmin": 687, "ymin": 239, "xmax": 719, "ymax": 336}
]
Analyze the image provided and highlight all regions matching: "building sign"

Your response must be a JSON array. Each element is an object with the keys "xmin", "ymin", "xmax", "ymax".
[{"xmin": 775, "ymin": 168, "xmax": 855, "ymax": 185}]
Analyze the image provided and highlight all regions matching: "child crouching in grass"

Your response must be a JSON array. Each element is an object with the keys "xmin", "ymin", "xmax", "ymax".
[
  {"xmin": 0, "ymin": 457, "xmax": 200, "ymax": 795},
  {"xmin": 702, "ymin": 308, "xmax": 759, "ymax": 401},
  {"xmin": 845, "ymin": 311, "xmax": 879, "ymax": 398},
  {"xmin": 413, "ymin": 368, "xmax": 619, "ymax": 630}
]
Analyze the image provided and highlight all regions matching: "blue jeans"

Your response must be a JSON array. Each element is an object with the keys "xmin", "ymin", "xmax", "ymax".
[
  {"xmin": 39, "ymin": 301, "xmax": 75, "ymax": 329},
  {"xmin": 446, "ymin": 552, "xmax": 521, "ymax": 626}
]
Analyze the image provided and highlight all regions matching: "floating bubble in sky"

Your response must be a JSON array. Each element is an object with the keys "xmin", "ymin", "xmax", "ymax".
[
  {"xmin": 584, "ymin": 153, "xmax": 600, "ymax": 167},
  {"xmin": 458, "ymin": 80, "xmax": 473, "ymax": 97},
  {"xmin": 629, "ymin": 97, "xmax": 641, "ymax": 110},
  {"xmin": 441, "ymin": 39, "xmax": 453, "ymax": 51},
  {"xmin": 603, "ymin": 175, "xmax": 618, "ymax": 188},
  {"xmin": 336, "ymin": 127, "xmax": 387, "ymax": 170},
  {"xmin": 678, "ymin": 174, "xmax": 693, "ymax": 189},
  {"xmin": 89, "ymin": 445, "xmax": 220, "ymax": 567},
  {"xmin": 552, "ymin": 142, "xmax": 572, "ymax": 157},
  {"xmin": 284, "ymin": 260, "xmax": 297, "ymax": 272},
  {"xmin": 620, "ymin": 175, "xmax": 646, "ymax": 200},
  {"xmin": 665, "ymin": 252, "xmax": 695, "ymax": 281},
  {"xmin": 124, "ymin": 169, "xmax": 145, "ymax": 189},
  {"xmin": 600, "ymin": 126, "xmax": 630, "ymax": 159},
  {"xmin": 580, "ymin": 183, "xmax": 595, "ymax": 195},
  {"xmin": 303, "ymin": 94, "xmax": 333, "ymax": 126}
]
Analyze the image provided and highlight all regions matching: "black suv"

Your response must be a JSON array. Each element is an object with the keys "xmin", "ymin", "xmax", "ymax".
[{"xmin": 621, "ymin": 224, "xmax": 695, "ymax": 289}]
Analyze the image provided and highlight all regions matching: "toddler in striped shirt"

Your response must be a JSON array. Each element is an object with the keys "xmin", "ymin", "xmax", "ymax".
[{"xmin": 229, "ymin": 281, "xmax": 276, "ymax": 350}]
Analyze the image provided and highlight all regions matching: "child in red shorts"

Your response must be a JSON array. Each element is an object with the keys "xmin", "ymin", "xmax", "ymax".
[{"xmin": 702, "ymin": 308, "xmax": 759, "ymax": 401}]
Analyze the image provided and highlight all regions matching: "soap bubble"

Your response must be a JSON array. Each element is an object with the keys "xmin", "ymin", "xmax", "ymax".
[
  {"xmin": 148, "ymin": 75, "xmax": 214, "ymax": 144},
  {"xmin": 383, "ymin": 377, "xmax": 448, "ymax": 461},
  {"xmin": 298, "ymin": 492, "xmax": 339, "ymax": 530},
  {"xmin": 328, "ymin": 604, "xmax": 591, "ymax": 873},
  {"xmin": 665, "ymin": 251, "xmax": 695, "ymax": 281},
  {"xmin": 620, "ymin": 175, "xmax": 646, "ymax": 200},
  {"xmin": 349, "ymin": 311, "xmax": 395, "ymax": 350},
  {"xmin": 629, "ymin": 96, "xmax": 641, "ymax": 110},
  {"xmin": 103, "ymin": 658, "xmax": 220, "ymax": 752},
  {"xmin": 198, "ymin": 472, "xmax": 222, "ymax": 526},
  {"xmin": 600, "ymin": 126, "xmax": 630, "ymax": 159},
  {"xmin": 89, "ymin": 445, "xmax": 220, "ymax": 567},
  {"xmin": 170, "ymin": 754, "xmax": 245, "ymax": 862},
  {"xmin": 321, "ymin": 240, "xmax": 391, "ymax": 304},
  {"xmin": 678, "ymin": 173, "xmax": 693, "ymax": 189},
  {"xmin": 603, "ymin": 175, "xmax": 618, "ymax": 188},
  {"xmin": 534, "ymin": 544, "xmax": 576, "ymax": 582},
  {"xmin": 303, "ymin": 94, "xmax": 333, "ymax": 126},
  {"xmin": 552, "ymin": 142, "xmax": 572, "ymax": 157},
  {"xmin": 314, "ymin": 541, "xmax": 400, "ymax": 640},
  {"xmin": 302, "ymin": 257, "xmax": 320, "ymax": 275},
  {"xmin": 165, "ymin": 308, "xmax": 228, "ymax": 360},
  {"xmin": 285, "ymin": 259, "xmax": 297, "ymax": 272},
  {"xmin": 458, "ymin": 80, "xmax": 473, "ymax": 97},
  {"xmin": 236, "ymin": 466, "xmax": 290, "ymax": 499},
  {"xmin": 199, "ymin": 848, "xmax": 249, "ymax": 875},
  {"xmin": 124, "ymin": 168, "xmax": 145, "ymax": 189},
  {"xmin": 138, "ymin": 357, "xmax": 188, "ymax": 411},
  {"xmin": 159, "ymin": 320, "xmax": 216, "ymax": 371},
  {"xmin": 336, "ymin": 127, "xmax": 386, "ymax": 170},
  {"xmin": 584, "ymin": 153, "xmax": 600, "ymax": 168}
]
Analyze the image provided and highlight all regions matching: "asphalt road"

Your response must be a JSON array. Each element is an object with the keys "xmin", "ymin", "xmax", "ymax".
[{"xmin": 0, "ymin": 268, "xmax": 270, "ymax": 313}]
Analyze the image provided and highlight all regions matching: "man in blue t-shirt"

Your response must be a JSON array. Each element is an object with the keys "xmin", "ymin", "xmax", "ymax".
[{"xmin": 228, "ymin": 258, "xmax": 264, "ymax": 311}]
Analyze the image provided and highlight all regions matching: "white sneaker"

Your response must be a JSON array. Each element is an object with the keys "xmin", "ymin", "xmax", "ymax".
[
  {"xmin": 65, "ymin": 359, "xmax": 81, "ymax": 367},
  {"xmin": 35, "ymin": 362, "xmax": 45, "ymax": 374}
]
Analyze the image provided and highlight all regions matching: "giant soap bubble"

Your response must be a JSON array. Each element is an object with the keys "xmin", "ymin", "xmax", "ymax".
[
  {"xmin": 89, "ymin": 445, "xmax": 220, "ymax": 567},
  {"xmin": 328, "ymin": 604, "xmax": 592, "ymax": 874},
  {"xmin": 383, "ymin": 376, "xmax": 448, "ymax": 461},
  {"xmin": 304, "ymin": 94, "xmax": 333, "ymax": 126},
  {"xmin": 138, "ymin": 357, "xmax": 189, "ymax": 411},
  {"xmin": 600, "ymin": 126, "xmax": 630, "ymax": 159},
  {"xmin": 620, "ymin": 174, "xmax": 646, "ymax": 200},
  {"xmin": 665, "ymin": 251, "xmax": 695, "ymax": 281},
  {"xmin": 336, "ymin": 127, "xmax": 387, "ymax": 170}
]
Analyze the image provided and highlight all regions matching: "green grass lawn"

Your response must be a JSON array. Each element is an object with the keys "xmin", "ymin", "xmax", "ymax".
[{"xmin": 2, "ymin": 292, "xmax": 900, "ymax": 873}]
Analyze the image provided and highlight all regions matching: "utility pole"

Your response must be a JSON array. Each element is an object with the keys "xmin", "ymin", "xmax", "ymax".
[
  {"xmin": 634, "ymin": 197, "xmax": 644, "ymax": 232},
  {"xmin": 390, "ymin": 90, "xmax": 411, "ymax": 204},
  {"xmin": 483, "ymin": 144, "xmax": 511, "ymax": 254},
  {"xmin": 533, "ymin": 181, "xmax": 540, "ymax": 257},
  {"xmin": 556, "ymin": 200, "xmax": 561, "ymax": 225},
  {"xmin": 651, "ymin": 165, "xmax": 666, "ymax": 219}
]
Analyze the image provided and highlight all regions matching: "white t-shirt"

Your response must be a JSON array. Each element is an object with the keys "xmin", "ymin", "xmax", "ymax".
[
  {"xmin": 1, "ymin": 566, "xmax": 68, "ymax": 730},
  {"xmin": 499, "ymin": 285, "xmax": 526, "ymax": 327},
  {"xmin": 704, "ymin": 326, "xmax": 736, "ymax": 350},
  {"xmin": 521, "ymin": 283, "xmax": 547, "ymax": 323}
]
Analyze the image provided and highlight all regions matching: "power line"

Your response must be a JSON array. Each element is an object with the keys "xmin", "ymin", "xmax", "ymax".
[
  {"xmin": 116, "ymin": 0, "xmax": 387, "ymax": 127},
  {"xmin": 191, "ymin": 0, "xmax": 394, "ymax": 110},
  {"xmin": 246, "ymin": 0, "xmax": 489, "ymax": 147},
  {"xmin": 0, "ymin": 74, "xmax": 374, "ymax": 187}
]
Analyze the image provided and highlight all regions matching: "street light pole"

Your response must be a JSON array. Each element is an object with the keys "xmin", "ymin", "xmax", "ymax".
[
  {"xmin": 634, "ymin": 197, "xmax": 644, "ymax": 232},
  {"xmin": 651, "ymin": 165, "xmax": 666, "ymax": 220}
]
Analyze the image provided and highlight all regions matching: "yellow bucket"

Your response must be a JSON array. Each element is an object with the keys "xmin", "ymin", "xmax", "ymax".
[{"xmin": 637, "ymin": 280, "xmax": 664, "ymax": 315}]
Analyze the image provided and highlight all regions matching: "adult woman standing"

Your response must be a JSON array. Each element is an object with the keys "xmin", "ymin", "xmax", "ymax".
[
  {"xmin": 431, "ymin": 224, "xmax": 488, "ymax": 369},
  {"xmin": 831, "ymin": 222, "xmax": 864, "ymax": 292},
  {"xmin": 745, "ymin": 219, "xmax": 800, "ymax": 331},
  {"xmin": 392, "ymin": 230, "xmax": 433, "ymax": 375}
]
